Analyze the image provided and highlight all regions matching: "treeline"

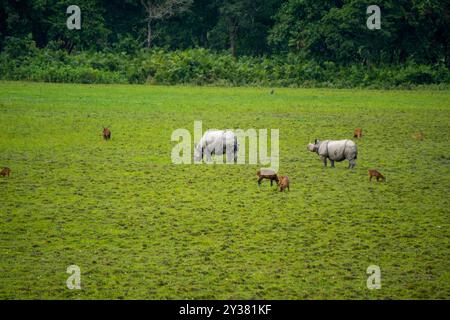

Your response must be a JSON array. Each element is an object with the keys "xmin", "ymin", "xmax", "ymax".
[
  {"xmin": 1, "ymin": 0, "xmax": 449, "ymax": 64},
  {"xmin": 0, "ymin": 0, "xmax": 449, "ymax": 87}
]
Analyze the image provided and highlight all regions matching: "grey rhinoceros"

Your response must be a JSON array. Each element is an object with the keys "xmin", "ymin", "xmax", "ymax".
[
  {"xmin": 307, "ymin": 139, "xmax": 358, "ymax": 169},
  {"xmin": 194, "ymin": 130, "xmax": 238, "ymax": 163}
]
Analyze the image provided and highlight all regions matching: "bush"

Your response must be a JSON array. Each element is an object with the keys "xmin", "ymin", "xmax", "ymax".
[
  {"xmin": 3, "ymin": 35, "xmax": 38, "ymax": 59},
  {"xmin": 0, "ymin": 47, "xmax": 448, "ymax": 89}
]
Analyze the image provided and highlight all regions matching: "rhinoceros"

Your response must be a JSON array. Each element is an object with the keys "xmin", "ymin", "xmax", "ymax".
[
  {"xmin": 194, "ymin": 130, "xmax": 238, "ymax": 163},
  {"xmin": 307, "ymin": 139, "xmax": 357, "ymax": 169}
]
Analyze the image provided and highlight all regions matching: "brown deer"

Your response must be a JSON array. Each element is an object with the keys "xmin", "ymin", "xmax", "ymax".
[
  {"xmin": 354, "ymin": 128, "xmax": 363, "ymax": 138},
  {"xmin": 103, "ymin": 127, "xmax": 111, "ymax": 140},
  {"xmin": 1, "ymin": 167, "xmax": 11, "ymax": 177},
  {"xmin": 278, "ymin": 176, "xmax": 290, "ymax": 192},
  {"xmin": 368, "ymin": 169, "xmax": 385, "ymax": 182},
  {"xmin": 257, "ymin": 169, "xmax": 279, "ymax": 187},
  {"xmin": 411, "ymin": 132, "xmax": 424, "ymax": 140}
]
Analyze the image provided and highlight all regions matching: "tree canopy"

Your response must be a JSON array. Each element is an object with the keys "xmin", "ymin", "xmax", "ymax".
[{"xmin": 0, "ymin": 0, "xmax": 449, "ymax": 66}]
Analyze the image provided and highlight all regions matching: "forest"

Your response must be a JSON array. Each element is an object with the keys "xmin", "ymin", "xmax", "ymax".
[{"xmin": 0, "ymin": 0, "xmax": 449, "ymax": 87}]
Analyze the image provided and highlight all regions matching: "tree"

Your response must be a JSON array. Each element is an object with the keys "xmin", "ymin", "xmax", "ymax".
[
  {"xmin": 0, "ymin": 0, "xmax": 110, "ymax": 53},
  {"xmin": 144, "ymin": 0, "xmax": 220, "ymax": 50},
  {"xmin": 268, "ymin": 0, "xmax": 341, "ymax": 56},
  {"xmin": 46, "ymin": 0, "xmax": 110, "ymax": 53},
  {"xmin": 140, "ymin": 0, "xmax": 193, "ymax": 48},
  {"xmin": 209, "ymin": 0, "xmax": 281, "ymax": 57},
  {"xmin": 101, "ymin": 0, "xmax": 145, "ymax": 48},
  {"xmin": 268, "ymin": 0, "xmax": 450, "ymax": 65}
]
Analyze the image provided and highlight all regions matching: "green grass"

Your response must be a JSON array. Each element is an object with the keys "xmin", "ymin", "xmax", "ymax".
[{"xmin": 0, "ymin": 81, "xmax": 449, "ymax": 299}]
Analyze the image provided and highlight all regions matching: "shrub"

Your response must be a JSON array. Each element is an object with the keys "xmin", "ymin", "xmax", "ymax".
[
  {"xmin": 3, "ymin": 35, "xmax": 38, "ymax": 59},
  {"xmin": 0, "ymin": 47, "xmax": 448, "ymax": 89}
]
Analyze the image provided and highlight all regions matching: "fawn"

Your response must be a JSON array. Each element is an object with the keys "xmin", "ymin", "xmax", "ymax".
[
  {"xmin": 354, "ymin": 128, "xmax": 363, "ymax": 138},
  {"xmin": 278, "ymin": 176, "xmax": 290, "ymax": 192},
  {"xmin": 1, "ymin": 167, "xmax": 11, "ymax": 177},
  {"xmin": 368, "ymin": 169, "xmax": 385, "ymax": 182},
  {"xmin": 103, "ymin": 127, "xmax": 111, "ymax": 140}
]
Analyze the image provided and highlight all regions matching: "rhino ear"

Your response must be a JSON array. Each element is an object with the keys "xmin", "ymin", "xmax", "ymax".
[{"xmin": 314, "ymin": 139, "xmax": 318, "ymax": 144}]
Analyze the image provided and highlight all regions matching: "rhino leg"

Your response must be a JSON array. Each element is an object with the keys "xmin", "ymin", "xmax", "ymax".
[
  {"xmin": 330, "ymin": 160, "xmax": 335, "ymax": 168},
  {"xmin": 348, "ymin": 159, "xmax": 356, "ymax": 169},
  {"xmin": 322, "ymin": 157, "xmax": 327, "ymax": 167},
  {"xmin": 205, "ymin": 149, "xmax": 212, "ymax": 162}
]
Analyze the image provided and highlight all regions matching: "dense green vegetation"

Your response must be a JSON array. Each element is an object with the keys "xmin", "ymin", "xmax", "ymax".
[
  {"xmin": 0, "ymin": 1, "xmax": 449, "ymax": 87},
  {"xmin": 1, "ymin": 46, "xmax": 449, "ymax": 88},
  {"xmin": 0, "ymin": 81, "xmax": 449, "ymax": 299},
  {"xmin": 1, "ymin": 0, "xmax": 449, "ymax": 63}
]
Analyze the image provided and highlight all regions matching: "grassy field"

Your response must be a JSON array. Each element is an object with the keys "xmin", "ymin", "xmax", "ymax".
[{"xmin": 0, "ymin": 81, "xmax": 449, "ymax": 299}]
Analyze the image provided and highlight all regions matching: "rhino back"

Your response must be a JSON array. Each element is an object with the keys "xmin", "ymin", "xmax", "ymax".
[{"xmin": 321, "ymin": 140, "xmax": 356, "ymax": 161}]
